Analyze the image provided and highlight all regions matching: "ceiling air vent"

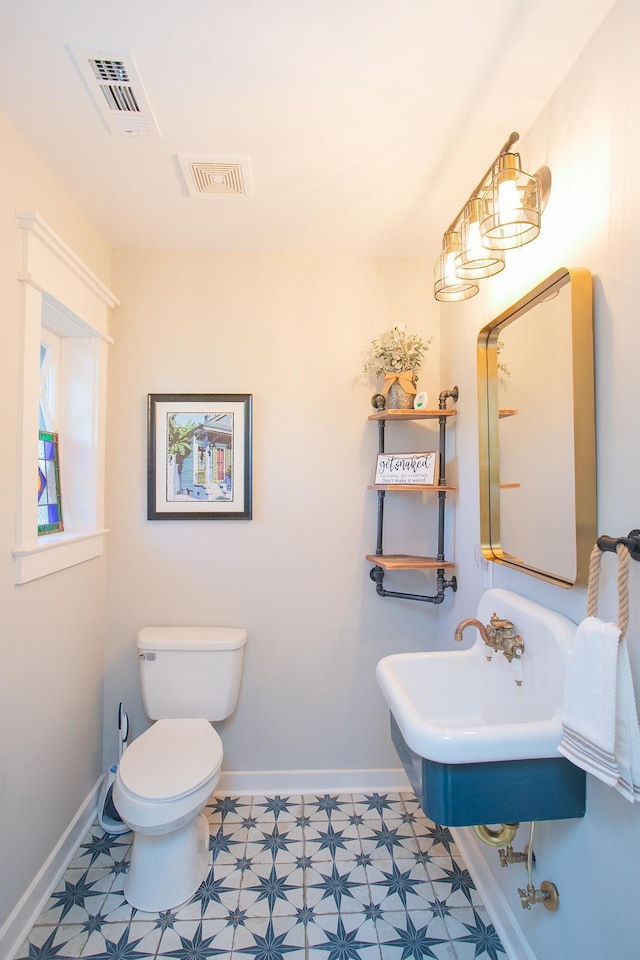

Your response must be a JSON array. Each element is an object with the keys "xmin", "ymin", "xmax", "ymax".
[
  {"xmin": 68, "ymin": 48, "xmax": 160, "ymax": 137},
  {"xmin": 177, "ymin": 156, "xmax": 252, "ymax": 199}
]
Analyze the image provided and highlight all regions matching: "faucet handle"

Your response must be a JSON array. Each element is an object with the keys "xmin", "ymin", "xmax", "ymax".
[{"xmin": 489, "ymin": 613, "xmax": 516, "ymax": 635}]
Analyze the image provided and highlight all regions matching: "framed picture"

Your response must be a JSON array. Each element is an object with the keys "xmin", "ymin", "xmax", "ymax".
[
  {"xmin": 147, "ymin": 393, "xmax": 252, "ymax": 520},
  {"xmin": 374, "ymin": 451, "xmax": 439, "ymax": 486}
]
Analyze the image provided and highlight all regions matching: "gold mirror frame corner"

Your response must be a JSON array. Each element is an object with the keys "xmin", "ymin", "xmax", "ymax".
[{"xmin": 477, "ymin": 267, "xmax": 596, "ymax": 588}]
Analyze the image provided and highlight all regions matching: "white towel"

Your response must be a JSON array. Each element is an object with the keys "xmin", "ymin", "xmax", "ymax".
[{"xmin": 558, "ymin": 616, "xmax": 640, "ymax": 801}]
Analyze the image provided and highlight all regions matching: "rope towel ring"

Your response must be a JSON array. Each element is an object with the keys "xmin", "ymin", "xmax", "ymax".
[{"xmin": 586, "ymin": 541, "xmax": 631, "ymax": 640}]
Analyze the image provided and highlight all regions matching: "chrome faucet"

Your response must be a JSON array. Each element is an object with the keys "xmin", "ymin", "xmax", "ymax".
[{"xmin": 454, "ymin": 612, "xmax": 525, "ymax": 663}]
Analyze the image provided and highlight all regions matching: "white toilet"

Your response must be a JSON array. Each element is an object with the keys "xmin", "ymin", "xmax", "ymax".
[{"xmin": 113, "ymin": 625, "xmax": 247, "ymax": 912}]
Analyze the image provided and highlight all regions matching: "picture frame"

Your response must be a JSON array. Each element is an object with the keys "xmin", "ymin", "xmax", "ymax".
[
  {"xmin": 147, "ymin": 393, "xmax": 252, "ymax": 520},
  {"xmin": 374, "ymin": 451, "xmax": 439, "ymax": 486}
]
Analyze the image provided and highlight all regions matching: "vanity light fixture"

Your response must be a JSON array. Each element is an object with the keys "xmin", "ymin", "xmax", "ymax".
[
  {"xmin": 456, "ymin": 198, "xmax": 506, "ymax": 280},
  {"xmin": 434, "ymin": 230, "xmax": 479, "ymax": 302},
  {"xmin": 434, "ymin": 132, "xmax": 550, "ymax": 302}
]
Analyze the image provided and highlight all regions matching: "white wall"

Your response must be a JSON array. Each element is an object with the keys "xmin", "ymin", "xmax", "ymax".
[
  {"xmin": 0, "ymin": 110, "xmax": 110, "ymax": 935},
  {"xmin": 439, "ymin": 0, "xmax": 640, "ymax": 955},
  {"xmin": 105, "ymin": 251, "xmax": 443, "ymax": 783}
]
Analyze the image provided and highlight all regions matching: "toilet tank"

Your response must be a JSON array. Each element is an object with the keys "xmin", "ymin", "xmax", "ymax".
[{"xmin": 137, "ymin": 626, "xmax": 247, "ymax": 721}]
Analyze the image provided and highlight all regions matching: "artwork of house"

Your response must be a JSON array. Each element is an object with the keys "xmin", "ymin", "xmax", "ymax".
[{"xmin": 167, "ymin": 413, "xmax": 233, "ymax": 502}]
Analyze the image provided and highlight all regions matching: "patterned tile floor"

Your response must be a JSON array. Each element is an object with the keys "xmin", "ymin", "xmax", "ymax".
[{"xmin": 16, "ymin": 792, "xmax": 506, "ymax": 959}]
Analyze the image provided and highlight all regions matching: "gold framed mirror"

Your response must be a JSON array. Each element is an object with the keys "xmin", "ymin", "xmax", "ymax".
[{"xmin": 477, "ymin": 267, "xmax": 596, "ymax": 587}]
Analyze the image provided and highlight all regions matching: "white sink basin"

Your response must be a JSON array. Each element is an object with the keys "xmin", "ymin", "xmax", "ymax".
[{"xmin": 376, "ymin": 588, "xmax": 576, "ymax": 764}]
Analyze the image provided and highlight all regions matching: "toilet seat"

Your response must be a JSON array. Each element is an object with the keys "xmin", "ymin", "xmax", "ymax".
[{"xmin": 119, "ymin": 719, "xmax": 223, "ymax": 802}]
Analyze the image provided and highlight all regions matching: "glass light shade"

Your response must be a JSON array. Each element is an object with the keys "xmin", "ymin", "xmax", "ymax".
[
  {"xmin": 434, "ymin": 231, "xmax": 479, "ymax": 302},
  {"xmin": 455, "ymin": 198, "xmax": 506, "ymax": 279},
  {"xmin": 480, "ymin": 153, "xmax": 541, "ymax": 250}
]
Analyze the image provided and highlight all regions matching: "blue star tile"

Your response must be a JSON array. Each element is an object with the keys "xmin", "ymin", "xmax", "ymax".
[
  {"xmin": 81, "ymin": 912, "xmax": 109, "ymax": 936},
  {"xmin": 429, "ymin": 859, "xmax": 479, "ymax": 906},
  {"xmin": 378, "ymin": 912, "xmax": 450, "ymax": 960},
  {"xmin": 208, "ymin": 824, "xmax": 244, "ymax": 862},
  {"xmin": 310, "ymin": 915, "xmax": 377, "ymax": 960},
  {"xmin": 73, "ymin": 832, "xmax": 130, "ymax": 868},
  {"xmin": 456, "ymin": 908, "xmax": 505, "ymax": 960},
  {"xmin": 155, "ymin": 919, "xmax": 231, "ymax": 958},
  {"xmin": 241, "ymin": 815, "xmax": 259, "ymax": 830},
  {"xmin": 413, "ymin": 850, "xmax": 433, "ymax": 868},
  {"xmin": 354, "ymin": 851, "xmax": 373, "ymax": 869},
  {"xmin": 46, "ymin": 869, "xmax": 108, "ymax": 922},
  {"xmin": 248, "ymin": 824, "xmax": 301, "ymax": 863},
  {"xmin": 225, "ymin": 906, "xmax": 249, "ymax": 928},
  {"xmin": 294, "ymin": 905, "xmax": 316, "ymax": 926},
  {"xmin": 362, "ymin": 901, "xmax": 383, "ymax": 923},
  {"xmin": 305, "ymin": 823, "xmax": 361, "ymax": 861},
  {"xmin": 235, "ymin": 917, "xmax": 300, "ymax": 959},
  {"xmin": 189, "ymin": 866, "xmax": 242, "ymax": 917},
  {"xmin": 241, "ymin": 863, "xmax": 303, "ymax": 917},
  {"xmin": 361, "ymin": 793, "xmax": 396, "ymax": 816},
  {"xmin": 360, "ymin": 822, "xmax": 412, "ymax": 858},
  {"xmin": 370, "ymin": 861, "xmax": 428, "ymax": 910},
  {"xmin": 155, "ymin": 909, "xmax": 179, "ymax": 931},
  {"xmin": 306, "ymin": 862, "xmax": 366, "ymax": 913},
  {"xmin": 207, "ymin": 796, "xmax": 250, "ymax": 822},
  {"xmin": 253, "ymin": 796, "xmax": 301, "ymax": 822},
  {"xmin": 81, "ymin": 922, "xmax": 161, "ymax": 959},
  {"xmin": 15, "ymin": 927, "xmax": 86, "ymax": 960},
  {"xmin": 306, "ymin": 795, "xmax": 351, "ymax": 821},
  {"xmin": 415, "ymin": 823, "xmax": 457, "ymax": 857},
  {"xmin": 426, "ymin": 897, "xmax": 453, "ymax": 921}
]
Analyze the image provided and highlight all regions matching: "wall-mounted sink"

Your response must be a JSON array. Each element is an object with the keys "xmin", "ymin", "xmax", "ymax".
[{"xmin": 377, "ymin": 588, "xmax": 586, "ymax": 826}]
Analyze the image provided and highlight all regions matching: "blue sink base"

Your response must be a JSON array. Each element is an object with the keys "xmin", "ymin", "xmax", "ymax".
[{"xmin": 390, "ymin": 716, "xmax": 586, "ymax": 827}]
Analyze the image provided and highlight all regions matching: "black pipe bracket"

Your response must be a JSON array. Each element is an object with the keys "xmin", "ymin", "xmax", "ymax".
[{"xmin": 596, "ymin": 529, "xmax": 640, "ymax": 561}]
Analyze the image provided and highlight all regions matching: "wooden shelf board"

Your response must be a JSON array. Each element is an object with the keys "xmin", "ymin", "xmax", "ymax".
[
  {"xmin": 366, "ymin": 554, "xmax": 456, "ymax": 571},
  {"xmin": 499, "ymin": 409, "xmax": 518, "ymax": 418},
  {"xmin": 368, "ymin": 409, "xmax": 457, "ymax": 421},
  {"xmin": 368, "ymin": 484, "xmax": 457, "ymax": 492},
  {"xmin": 500, "ymin": 482, "xmax": 521, "ymax": 489}
]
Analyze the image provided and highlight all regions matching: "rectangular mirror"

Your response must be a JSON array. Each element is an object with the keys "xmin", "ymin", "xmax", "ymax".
[{"xmin": 477, "ymin": 267, "xmax": 596, "ymax": 587}]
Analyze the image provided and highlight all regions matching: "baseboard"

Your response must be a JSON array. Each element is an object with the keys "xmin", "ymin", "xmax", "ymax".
[
  {"xmin": 217, "ymin": 768, "xmax": 411, "ymax": 796},
  {"xmin": 1, "ymin": 777, "xmax": 102, "ymax": 960},
  {"xmin": 451, "ymin": 827, "xmax": 538, "ymax": 960}
]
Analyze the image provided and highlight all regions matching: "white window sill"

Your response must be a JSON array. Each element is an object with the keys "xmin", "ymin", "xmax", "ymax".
[{"xmin": 14, "ymin": 530, "xmax": 108, "ymax": 584}]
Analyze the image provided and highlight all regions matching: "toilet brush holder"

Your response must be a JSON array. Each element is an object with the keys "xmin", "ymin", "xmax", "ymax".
[
  {"xmin": 97, "ymin": 702, "xmax": 130, "ymax": 835},
  {"xmin": 97, "ymin": 763, "xmax": 129, "ymax": 835}
]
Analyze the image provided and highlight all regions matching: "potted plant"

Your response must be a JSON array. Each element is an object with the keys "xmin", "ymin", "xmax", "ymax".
[{"xmin": 364, "ymin": 324, "xmax": 432, "ymax": 409}]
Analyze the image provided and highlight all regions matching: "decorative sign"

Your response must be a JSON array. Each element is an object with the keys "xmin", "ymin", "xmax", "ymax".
[{"xmin": 374, "ymin": 451, "xmax": 438, "ymax": 486}]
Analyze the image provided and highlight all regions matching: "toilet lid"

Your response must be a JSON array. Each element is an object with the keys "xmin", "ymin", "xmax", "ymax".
[{"xmin": 119, "ymin": 719, "xmax": 223, "ymax": 801}]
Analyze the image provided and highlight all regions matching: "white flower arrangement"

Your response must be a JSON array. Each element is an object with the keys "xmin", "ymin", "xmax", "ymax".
[{"xmin": 364, "ymin": 324, "xmax": 432, "ymax": 378}]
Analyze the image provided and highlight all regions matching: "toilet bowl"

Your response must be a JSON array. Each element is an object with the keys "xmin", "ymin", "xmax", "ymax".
[{"xmin": 113, "ymin": 718, "xmax": 223, "ymax": 911}]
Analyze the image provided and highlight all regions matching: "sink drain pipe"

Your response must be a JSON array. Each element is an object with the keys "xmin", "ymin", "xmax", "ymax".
[
  {"xmin": 474, "ymin": 822, "xmax": 560, "ymax": 911},
  {"xmin": 472, "ymin": 823, "xmax": 519, "ymax": 846}
]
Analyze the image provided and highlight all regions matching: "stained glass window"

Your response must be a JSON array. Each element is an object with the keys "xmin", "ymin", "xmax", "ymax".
[{"xmin": 38, "ymin": 430, "xmax": 63, "ymax": 534}]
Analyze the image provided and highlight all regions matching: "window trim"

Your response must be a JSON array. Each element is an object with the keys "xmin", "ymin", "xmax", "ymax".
[{"xmin": 14, "ymin": 212, "xmax": 118, "ymax": 584}]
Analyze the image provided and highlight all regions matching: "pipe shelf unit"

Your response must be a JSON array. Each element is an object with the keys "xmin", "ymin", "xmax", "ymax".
[{"xmin": 366, "ymin": 386, "xmax": 458, "ymax": 604}]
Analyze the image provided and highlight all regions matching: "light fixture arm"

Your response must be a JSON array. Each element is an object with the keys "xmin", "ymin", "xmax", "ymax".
[{"xmin": 444, "ymin": 131, "xmax": 520, "ymax": 235}]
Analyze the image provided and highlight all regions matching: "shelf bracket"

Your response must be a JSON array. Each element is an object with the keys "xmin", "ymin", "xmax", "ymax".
[{"xmin": 369, "ymin": 565, "xmax": 457, "ymax": 603}]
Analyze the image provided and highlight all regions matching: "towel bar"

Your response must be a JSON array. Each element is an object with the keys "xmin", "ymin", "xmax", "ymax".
[{"xmin": 596, "ymin": 529, "xmax": 640, "ymax": 561}]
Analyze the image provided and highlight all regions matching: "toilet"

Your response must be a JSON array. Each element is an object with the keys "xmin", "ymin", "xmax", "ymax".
[{"xmin": 113, "ymin": 625, "xmax": 247, "ymax": 912}]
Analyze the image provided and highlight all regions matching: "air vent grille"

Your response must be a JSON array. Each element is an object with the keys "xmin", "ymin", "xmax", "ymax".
[
  {"xmin": 69, "ymin": 48, "xmax": 160, "ymax": 137},
  {"xmin": 178, "ymin": 156, "xmax": 251, "ymax": 199},
  {"xmin": 90, "ymin": 59, "xmax": 129, "ymax": 83}
]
